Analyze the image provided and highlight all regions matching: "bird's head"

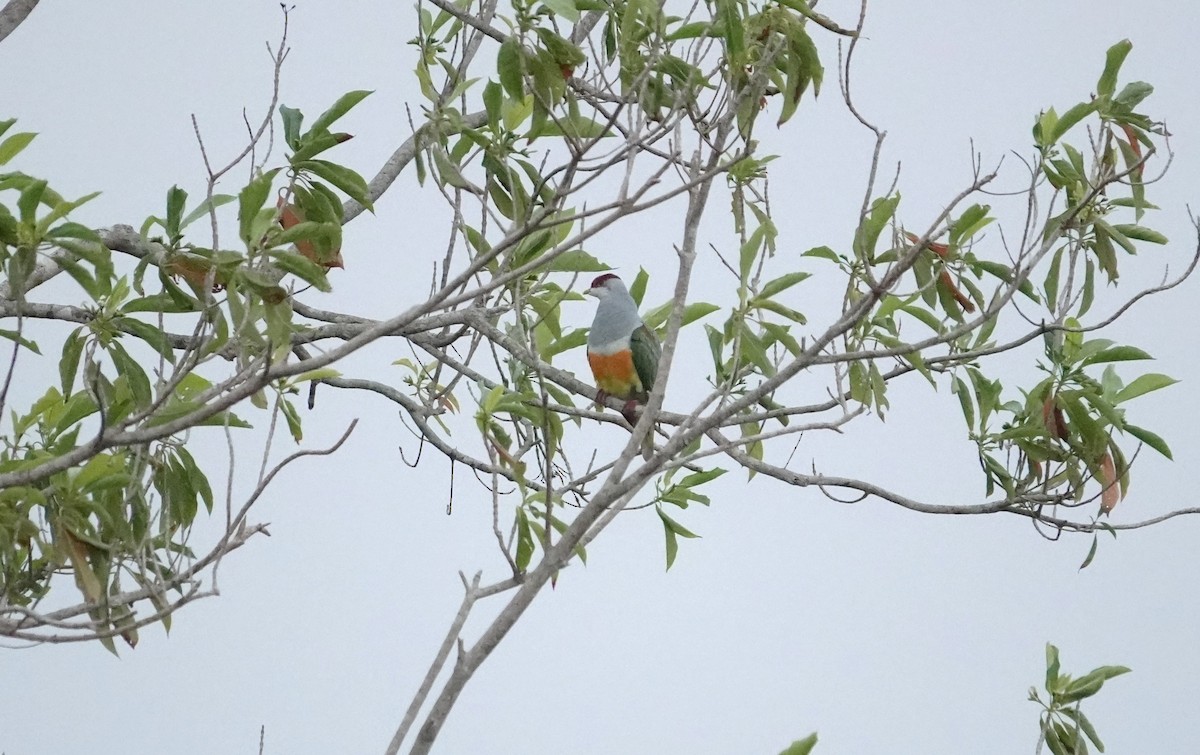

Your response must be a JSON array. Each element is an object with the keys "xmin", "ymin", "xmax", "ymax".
[{"xmin": 586, "ymin": 273, "xmax": 623, "ymax": 299}]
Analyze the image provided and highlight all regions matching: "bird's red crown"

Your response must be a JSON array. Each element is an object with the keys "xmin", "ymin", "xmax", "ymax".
[{"xmin": 590, "ymin": 273, "xmax": 620, "ymax": 288}]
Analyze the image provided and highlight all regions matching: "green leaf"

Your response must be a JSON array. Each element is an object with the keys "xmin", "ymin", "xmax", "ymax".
[
  {"xmin": 514, "ymin": 507, "xmax": 535, "ymax": 571},
  {"xmin": 0, "ymin": 203, "xmax": 16, "ymax": 244},
  {"xmin": 629, "ymin": 267, "xmax": 648, "ymax": 306},
  {"xmin": 1045, "ymin": 643, "xmax": 1061, "ymax": 689},
  {"xmin": 715, "ymin": 0, "xmax": 744, "ymax": 59},
  {"xmin": 950, "ymin": 203, "xmax": 992, "ymax": 245},
  {"xmin": 1059, "ymin": 708, "xmax": 1104, "ymax": 752},
  {"xmin": 1092, "ymin": 226, "xmax": 1119, "ymax": 282},
  {"xmin": 778, "ymin": 733, "xmax": 818, "ymax": 755},
  {"xmin": 739, "ymin": 225, "xmax": 768, "ymax": 280},
  {"xmin": 427, "ymin": 145, "xmax": 470, "ymax": 191},
  {"xmin": 1059, "ymin": 391, "xmax": 1107, "ymax": 457},
  {"xmin": 122, "ymin": 292, "xmax": 198, "ymax": 314},
  {"xmin": 238, "ymin": 169, "xmax": 280, "ymax": 246},
  {"xmin": 308, "ymin": 90, "xmax": 373, "ymax": 135},
  {"xmin": 1097, "ymin": 40, "xmax": 1132, "ymax": 99},
  {"xmin": 1043, "ymin": 247, "xmax": 1062, "ymax": 310},
  {"xmin": 498, "ymin": 38, "xmax": 525, "ymax": 99},
  {"xmin": 305, "ymin": 182, "xmax": 347, "ymax": 224},
  {"xmin": 164, "ymin": 185, "xmax": 187, "ymax": 240},
  {"xmin": 1110, "ymin": 224, "xmax": 1167, "ymax": 245},
  {"xmin": 109, "ymin": 342, "xmax": 151, "ymax": 409},
  {"xmin": 758, "ymin": 271, "xmax": 811, "ymax": 299},
  {"xmin": 501, "ymin": 93, "xmax": 533, "ymax": 131},
  {"xmin": 1107, "ymin": 197, "xmax": 1159, "ymax": 211},
  {"xmin": 534, "ymin": 115, "xmax": 612, "ymax": 139},
  {"xmin": 666, "ymin": 21, "xmax": 714, "ymax": 41},
  {"xmin": 540, "ymin": 0, "xmax": 580, "ymax": 22},
  {"xmin": 1082, "ymin": 346, "xmax": 1152, "ymax": 365},
  {"xmin": 656, "ymin": 505, "xmax": 699, "ymax": 570},
  {"xmin": 297, "ymin": 160, "xmax": 373, "ymax": 211},
  {"xmin": 546, "ymin": 249, "xmax": 610, "ymax": 272},
  {"xmin": 1114, "ymin": 373, "xmax": 1177, "ymax": 403},
  {"xmin": 18, "ymin": 178, "xmax": 47, "ymax": 224},
  {"xmin": 543, "ymin": 328, "xmax": 588, "ymax": 360},
  {"xmin": 679, "ymin": 468, "xmax": 726, "ymax": 487},
  {"xmin": 761, "ymin": 321, "xmax": 800, "ymax": 356},
  {"xmin": 119, "ymin": 318, "xmax": 176, "ymax": 362},
  {"xmin": 1079, "ymin": 259, "xmax": 1096, "ymax": 317},
  {"xmin": 1079, "ymin": 534, "xmax": 1099, "ymax": 570},
  {"xmin": 1060, "ymin": 676, "xmax": 1104, "ymax": 703},
  {"xmin": 1114, "ymin": 80, "xmax": 1153, "ymax": 111},
  {"xmin": 271, "ymin": 219, "xmax": 339, "ymax": 249},
  {"xmin": 46, "ymin": 222, "xmax": 102, "ymax": 250},
  {"xmin": 1124, "ymin": 423, "xmax": 1172, "ymax": 459},
  {"xmin": 291, "ymin": 132, "xmax": 352, "ymax": 163},
  {"xmin": 1049, "ymin": 100, "xmax": 1099, "ymax": 144},
  {"xmin": 0, "ymin": 328, "xmax": 39, "ymax": 355},
  {"xmin": 801, "ymin": 245, "xmax": 840, "ymax": 263},
  {"xmin": 753, "ymin": 297, "xmax": 807, "ymax": 324},
  {"xmin": 56, "ymin": 392, "xmax": 98, "ymax": 434},
  {"xmin": 269, "ymin": 250, "xmax": 332, "ymax": 292},
  {"xmin": 853, "ymin": 194, "xmax": 899, "ymax": 262},
  {"xmin": 180, "ymin": 193, "xmax": 236, "ymax": 230},
  {"xmin": 281, "ymin": 397, "xmax": 303, "ymax": 442},
  {"xmin": 1073, "ymin": 664, "xmax": 1132, "ymax": 689},
  {"xmin": 534, "ymin": 27, "xmax": 585, "ymax": 67},
  {"xmin": 1038, "ymin": 717, "xmax": 1062, "ymax": 754},
  {"xmin": 953, "ymin": 377, "xmax": 974, "ymax": 431},
  {"xmin": 643, "ymin": 301, "xmax": 720, "ymax": 331},
  {"xmin": 156, "ymin": 404, "xmax": 253, "ymax": 430},
  {"xmin": 279, "ymin": 104, "xmax": 304, "ymax": 148},
  {"xmin": 681, "ymin": 302, "xmax": 720, "ymax": 326},
  {"xmin": 900, "ymin": 301, "xmax": 944, "ymax": 333},
  {"xmin": 0, "ymin": 131, "xmax": 36, "ymax": 166},
  {"xmin": 482, "ymin": 81, "xmax": 503, "ymax": 131}
]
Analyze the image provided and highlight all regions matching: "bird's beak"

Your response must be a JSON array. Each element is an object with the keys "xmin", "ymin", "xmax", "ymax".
[{"xmin": 585, "ymin": 286, "xmax": 600, "ymax": 298}]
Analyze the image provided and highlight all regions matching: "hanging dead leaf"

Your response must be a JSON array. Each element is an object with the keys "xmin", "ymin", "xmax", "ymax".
[
  {"xmin": 1098, "ymin": 451, "xmax": 1121, "ymax": 513},
  {"xmin": 905, "ymin": 230, "xmax": 974, "ymax": 314},
  {"xmin": 1120, "ymin": 123, "xmax": 1143, "ymax": 178},
  {"xmin": 164, "ymin": 253, "xmax": 226, "ymax": 293},
  {"xmin": 1042, "ymin": 395, "xmax": 1068, "ymax": 439},
  {"xmin": 938, "ymin": 270, "xmax": 976, "ymax": 313},
  {"xmin": 278, "ymin": 198, "xmax": 344, "ymax": 269}
]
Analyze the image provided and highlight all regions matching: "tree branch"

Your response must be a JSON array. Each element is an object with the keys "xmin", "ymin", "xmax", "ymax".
[{"xmin": 0, "ymin": 0, "xmax": 37, "ymax": 45}]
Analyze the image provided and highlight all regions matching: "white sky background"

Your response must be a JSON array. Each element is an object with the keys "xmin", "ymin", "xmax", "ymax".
[{"xmin": 2, "ymin": 1, "xmax": 1199, "ymax": 753}]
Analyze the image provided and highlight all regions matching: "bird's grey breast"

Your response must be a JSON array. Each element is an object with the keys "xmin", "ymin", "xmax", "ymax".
[{"xmin": 588, "ymin": 293, "xmax": 643, "ymax": 347}]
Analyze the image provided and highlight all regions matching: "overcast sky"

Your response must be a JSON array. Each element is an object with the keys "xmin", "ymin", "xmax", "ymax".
[{"xmin": 2, "ymin": 2, "xmax": 1199, "ymax": 753}]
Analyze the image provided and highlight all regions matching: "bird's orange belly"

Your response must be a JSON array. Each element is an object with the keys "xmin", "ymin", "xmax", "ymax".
[{"xmin": 588, "ymin": 349, "xmax": 642, "ymax": 398}]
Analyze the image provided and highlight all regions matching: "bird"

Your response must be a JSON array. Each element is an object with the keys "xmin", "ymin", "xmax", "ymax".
[{"xmin": 586, "ymin": 273, "xmax": 661, "ymax": 459}]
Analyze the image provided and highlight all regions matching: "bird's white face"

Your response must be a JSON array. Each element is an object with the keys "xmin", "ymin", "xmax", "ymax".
[{"xmin": 586, "ymin": 275, "xmax": 621, "ymax": 299}]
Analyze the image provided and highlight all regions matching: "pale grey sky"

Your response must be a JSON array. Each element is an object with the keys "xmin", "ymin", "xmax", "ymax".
[{"xmin": 1, "ymin": 2, "xmax": 1198, "ymax": 754}]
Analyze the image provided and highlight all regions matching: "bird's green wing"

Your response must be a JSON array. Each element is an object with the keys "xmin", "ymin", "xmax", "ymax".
[{"xmin": 629, "ymin": 324, "xmax": 661, "ymax": 398}]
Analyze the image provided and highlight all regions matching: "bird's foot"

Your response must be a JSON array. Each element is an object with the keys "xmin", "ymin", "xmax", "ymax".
[{"xmin": 595, "ymin": 389, "xmax": 609, "ymax": 408}]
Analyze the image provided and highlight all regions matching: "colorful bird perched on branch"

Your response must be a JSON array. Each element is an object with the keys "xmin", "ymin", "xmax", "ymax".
[{"xmin": 586, "ymin": 273, "xmax": 661, "ymax": 459}]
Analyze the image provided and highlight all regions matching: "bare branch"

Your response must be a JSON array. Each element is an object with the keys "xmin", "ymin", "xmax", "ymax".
[{"xmin": 0, "ymin": 0, "xmax": 37, "ymax": 45}]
